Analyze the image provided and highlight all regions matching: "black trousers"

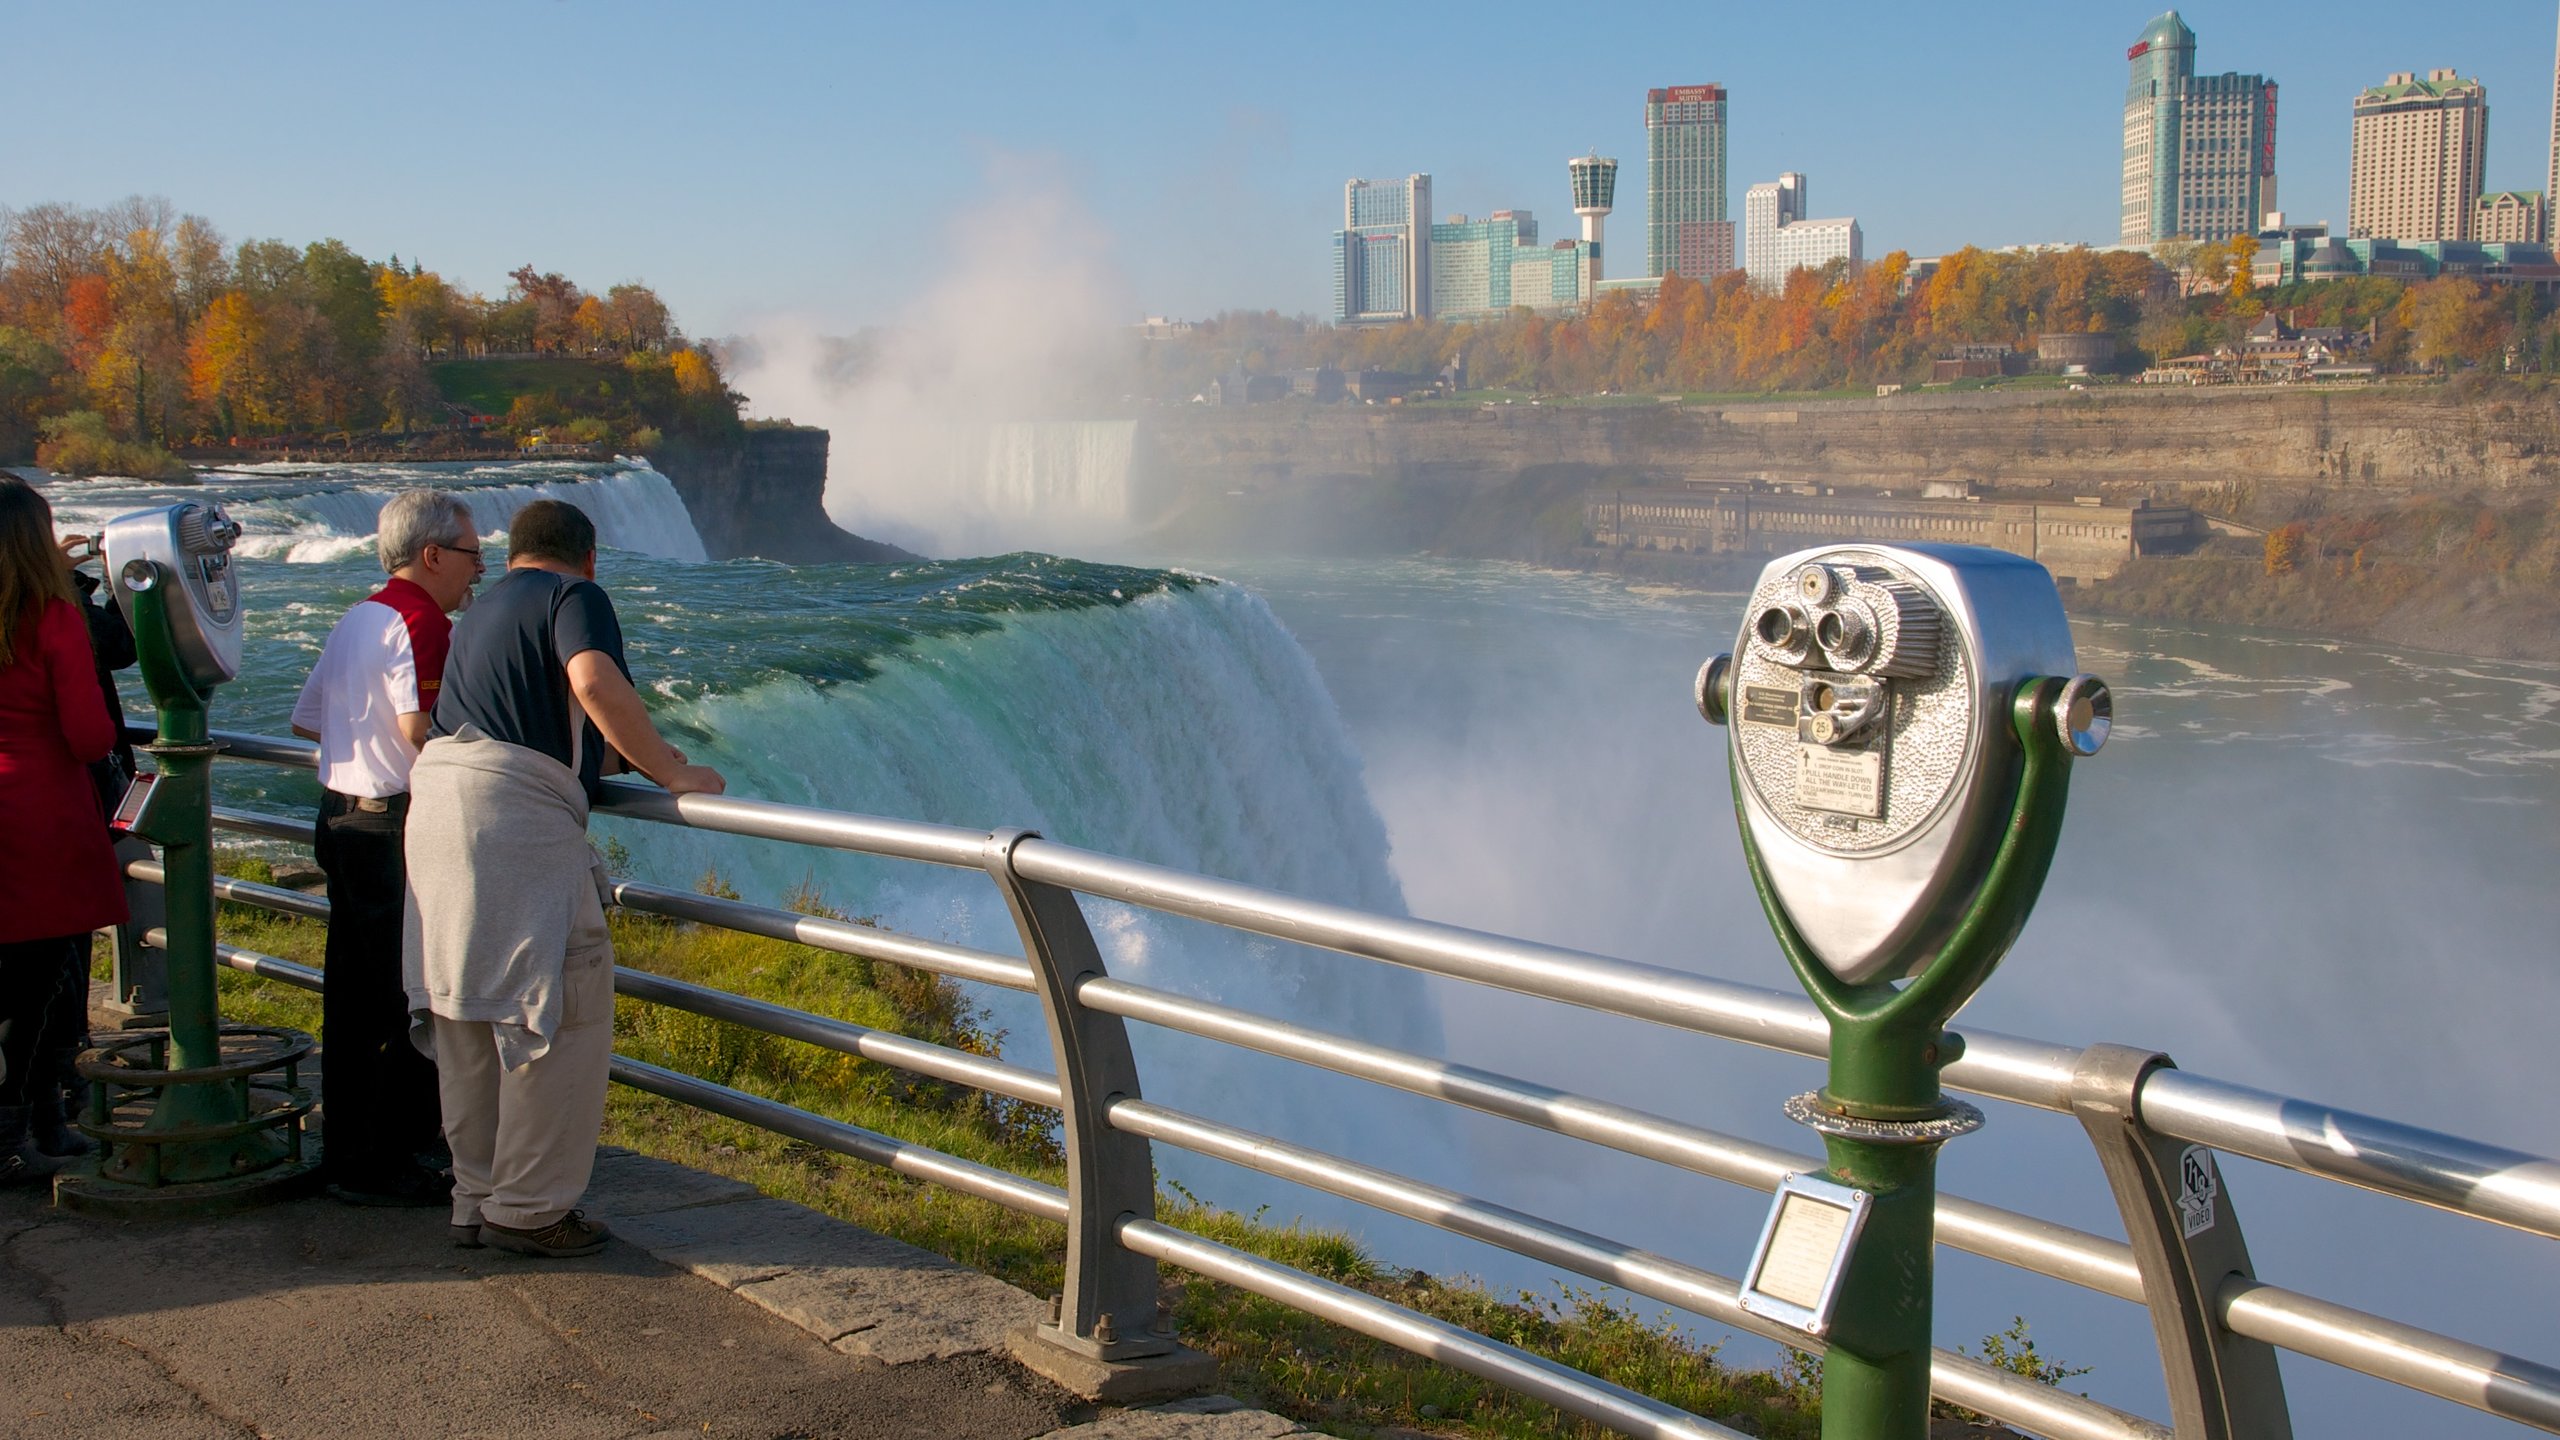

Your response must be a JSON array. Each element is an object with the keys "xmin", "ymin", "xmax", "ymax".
[
  {"xmin": 36, "ymin": 934, "xmax": 92, "ymax": 1106},
  {"xmin": 314, "ymin": 791, "xmax": 444, "ymax": 1177},
  {"xmin": 0, "ymin": 935, "xmax": 80, "ymax": 1107}
]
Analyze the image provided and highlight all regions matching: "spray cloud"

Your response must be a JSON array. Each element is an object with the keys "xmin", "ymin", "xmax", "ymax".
[{"xmin": 730, "ymin": 156, "xmax": 1141, "ymax": 558}]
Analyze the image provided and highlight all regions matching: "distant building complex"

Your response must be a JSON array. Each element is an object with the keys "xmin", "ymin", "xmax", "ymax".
[
  {"xmin": 2349, "ymin": 70, "xmax": 2488, "ymax": 241},
  {"xmin": 1645, "ymin": 84, "xmax": 1734, "ymax": 279},
  {"xmin": 1744, "ymin": 172, "xmax": 1861, "ymax": 290},
  {"xmin": 2474, "ymin": 191, "xmax": 2547, "ymax": 245},
  {"xmin": 2120, "ymin": 11, "xmax": 2279, "ymax": 245},
  {"xmin": 1742, "ymin": 173, "xmax": 1804, "ymax": 286},
  {"xmin": 1425, "ymin": 210, "xmax": 1597, "ymax": 322},
  {"xmin": 1332, "ymin": 175, "xmax": 1433, "ymax": 325}
]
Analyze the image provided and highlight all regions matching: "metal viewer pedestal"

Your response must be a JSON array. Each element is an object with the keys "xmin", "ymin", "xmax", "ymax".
[{"xmin": 55, "ymin": 558, "xmax": 321, "ymax": 1217}]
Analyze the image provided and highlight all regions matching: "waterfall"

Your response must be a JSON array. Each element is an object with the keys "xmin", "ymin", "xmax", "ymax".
[
  {"xmin": 44, "ymin": 460, "xmax": 710, "ymax": 564},
  {"xmin": 832, "ymin": 419, "xmax": 1140, "ymax": 557}
]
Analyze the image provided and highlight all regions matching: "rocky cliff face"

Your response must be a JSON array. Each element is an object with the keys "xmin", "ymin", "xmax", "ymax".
[
  {"xmin": 650, "ymin": 427, "xmax": 915, "ymax": 564},
  {"xmin": 1136, "ymin": 386, "xmax": 2560, "ymax": 661},
  {"xmin": 1140, "ymin": 386, "xmax": 2560, "ymax": 506}
]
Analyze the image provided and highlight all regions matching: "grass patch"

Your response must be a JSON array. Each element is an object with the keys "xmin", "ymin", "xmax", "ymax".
[
  {"xmin": 193, "ymin": 851, "xmax": 2058, "ymax": 1438},
  {"xmin": 428, "ymin": 358, "xmax": 623, "ymax": 418}
]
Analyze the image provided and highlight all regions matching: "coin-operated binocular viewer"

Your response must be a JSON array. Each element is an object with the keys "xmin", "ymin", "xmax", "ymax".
[
  {"xmin": 59, "ymin": 503, "xmax": 319, "ymax": 1215},
  {"xmin": 1697, "ymin": 544, "xmax": 2109, "ymax": 1440}
]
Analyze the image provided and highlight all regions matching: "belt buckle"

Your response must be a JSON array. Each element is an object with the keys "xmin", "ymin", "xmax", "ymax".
[{"xmin": 355, "ymin": 796, "xmax": 392, "ymax": 814}]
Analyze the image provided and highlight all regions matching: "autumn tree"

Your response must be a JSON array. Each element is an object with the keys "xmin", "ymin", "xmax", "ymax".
[{"xmin": 2409, "ymin": 278, "xmax": 2508, "ymax": 371}]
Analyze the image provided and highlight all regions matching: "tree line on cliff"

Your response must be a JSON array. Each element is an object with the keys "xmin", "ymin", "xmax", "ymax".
[
  {"xmin": 0, "ymin": 196, "xmax": 741, "ymax": 474},
  {"xmin": 1146, "ymin": 236, "xmax": 2557, "ymax": 398}
]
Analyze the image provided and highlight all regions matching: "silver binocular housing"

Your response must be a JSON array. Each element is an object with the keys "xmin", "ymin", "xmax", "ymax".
[
  {"xmin": 102, "ymin": 501, "xmax": 245, "ymax": 692},
  {"xmin": 1702, "ymin": 543, "xmax": 2088, "ymax": 984}
]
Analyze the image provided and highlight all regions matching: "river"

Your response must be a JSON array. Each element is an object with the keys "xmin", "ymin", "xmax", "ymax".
[{"xmin": 37, "ymin": 462, "xmax": 2560, "ymax": 1437}]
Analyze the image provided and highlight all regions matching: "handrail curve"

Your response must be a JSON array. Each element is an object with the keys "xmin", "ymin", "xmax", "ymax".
[{"xmin": 141, "ymin": 723, "xmax": 2560, "ymax": 1438}]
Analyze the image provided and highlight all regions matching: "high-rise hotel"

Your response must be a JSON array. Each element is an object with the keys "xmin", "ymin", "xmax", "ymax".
[
  {"xmin": 1332, "ymin": 175, "xmax": 1432, "ymax": 325},
  {"xmin": 2349, "ymin": 70, "xmax": 2488, "ymax": 241},
  {"xmin": 2120, "ymin": 12, "xmax": 2279, "ymax": 245},
  {"xmin": 1645, "ymin": 84, "xmax": 1734, "ymax": 279}
]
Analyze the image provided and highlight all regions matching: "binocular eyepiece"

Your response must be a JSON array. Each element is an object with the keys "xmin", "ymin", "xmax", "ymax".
[
  {"xmin": 1748, "ymin": 563, "xmax": 1942, "ymax": 691},
  {"xmin": 1703, "ymin": 544, "xmax": 2105, "ymax": 983}
]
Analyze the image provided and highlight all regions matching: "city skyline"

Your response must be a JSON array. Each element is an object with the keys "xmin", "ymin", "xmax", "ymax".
[{"xmin": 8, "ymin": 2, "xmax": 2560, "ymax": 331}]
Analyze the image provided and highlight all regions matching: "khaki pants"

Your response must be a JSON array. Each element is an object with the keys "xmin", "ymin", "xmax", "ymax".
[{"xmin": 434, "ymin": 915, "xmax": 616, "ymax": 1232}]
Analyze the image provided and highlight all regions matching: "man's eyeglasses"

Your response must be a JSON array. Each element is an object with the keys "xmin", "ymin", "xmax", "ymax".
[{"xmin": 431, "ymin": 542, "xmax": 485, "ymax": 566}]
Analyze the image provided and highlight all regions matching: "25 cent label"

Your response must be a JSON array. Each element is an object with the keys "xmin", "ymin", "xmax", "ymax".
[{"xmin": 1797, "ymin": 745, "xmax": 1884, "ymax": 818}]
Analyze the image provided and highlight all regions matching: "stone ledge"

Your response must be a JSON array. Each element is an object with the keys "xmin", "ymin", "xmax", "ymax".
[
  {"xmin": 1005, "ymin": 1323, "xmax": 1221, "ymax": 1405},
  {"xmin": 591, "ymin": 1152, "xmax": 1044, "ymax": 1363},
  {"xmin": 1029, "ymin": 1392, "xmax": 1307, "ymax": 1439}
]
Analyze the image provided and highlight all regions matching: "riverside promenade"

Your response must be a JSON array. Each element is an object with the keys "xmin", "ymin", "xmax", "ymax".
[{"xmin": 0, "ymin": 1147, "xmax": 1306, "ymax": 1440}]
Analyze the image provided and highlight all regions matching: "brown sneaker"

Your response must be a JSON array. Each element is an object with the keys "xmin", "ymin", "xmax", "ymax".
[{"xmin": 478, "ymin": 1210, "xmax": 611, "ymax": 1258}]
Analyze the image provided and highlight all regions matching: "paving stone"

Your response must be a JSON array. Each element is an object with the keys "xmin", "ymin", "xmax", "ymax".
[
  {"xmin": 1029, "ymin": 1393, "xmax": 1309, "ymax": 1439},
  {"xmin": 612, "ymin": 1189, "xmax": 1046, "ymax": 1362},
  {"xmin": 584, "ymin": 1145, "xmax": 760, "ymax": 1216}
]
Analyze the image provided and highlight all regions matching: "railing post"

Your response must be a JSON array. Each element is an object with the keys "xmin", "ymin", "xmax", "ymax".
[
  {"xmin": 2070, "ymin": 1043, "xmax": 2292, "ymax": 1440},
  {"xmin": 984, "ymin": 829, "xmax": 1212, "ymax": 1401}
]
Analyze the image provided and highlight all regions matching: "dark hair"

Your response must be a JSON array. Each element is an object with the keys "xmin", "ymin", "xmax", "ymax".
[
  {"xmin": 506, "ymin": 500, "xmax": 597, "ymax": 566},
  {"xmin": 0, "ymin": 475, "xmax": 76, "ymax": 669}
]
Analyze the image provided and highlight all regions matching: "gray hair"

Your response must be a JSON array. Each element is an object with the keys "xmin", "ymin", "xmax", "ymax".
[{"xmin": 377, "ymin": 489, "xmax": 476, "ymax": 573}]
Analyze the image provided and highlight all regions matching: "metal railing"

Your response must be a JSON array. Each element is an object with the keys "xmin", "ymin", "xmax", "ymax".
[{"xmin": 122, "ymin": 722, "xmax": 2560, "ymax": 1440}]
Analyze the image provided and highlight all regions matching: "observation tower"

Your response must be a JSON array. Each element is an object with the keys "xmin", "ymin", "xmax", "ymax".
[{"xmin": 1569, "ymin": 153, "xmax": 1618, "ymax": 281}]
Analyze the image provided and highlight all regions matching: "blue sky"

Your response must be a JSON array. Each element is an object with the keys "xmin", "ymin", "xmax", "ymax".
[{"xmin": 8, "ymin": 2, "xmax": 2557, "ymax": 334}]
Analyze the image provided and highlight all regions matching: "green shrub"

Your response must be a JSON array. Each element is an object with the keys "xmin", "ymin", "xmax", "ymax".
[{"xmin": 36, "ymin": 411, "xmax": 192, "ymax": 481}]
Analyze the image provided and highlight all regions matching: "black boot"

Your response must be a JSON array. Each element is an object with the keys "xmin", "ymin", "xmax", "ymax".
[
  {"xmin": 0, "ymin": 1105, "xmax": 63, "ymax": 1186},
  {"xmin": 29, "ymin": 1083, "xmax": 90, "ymax": 1158}
]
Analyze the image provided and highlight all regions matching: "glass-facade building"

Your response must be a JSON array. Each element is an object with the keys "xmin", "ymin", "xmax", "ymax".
[
  {"xmin": 1430, "ymin": 212, "xmax": 1536, "ymax": 321},
  {"xmin": 1429, "ymin": 211, "xmax": 1595, "ymax": 321},
  {"xmin": 1646, "ymin": 84, "xmax": 1729, "ymax": 278},
  {"xmin": 2254, "ymin": 233, "xmax": 2560, "ymax": 288},
  {"xmin": 1333, "ymin": 175, "xmax": 1433, "ymax": 325},
  {"xmin": 2120, "ymin": 12, "xmax": 2278, "ymax": 245}
]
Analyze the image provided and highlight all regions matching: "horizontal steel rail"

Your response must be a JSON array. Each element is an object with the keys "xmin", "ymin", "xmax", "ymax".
[
  {"xmin": 1079, "ymin": 973, "xmax": 2149, "ymax": 1303},
  {"xmin": 2217, "ymin": 1277, "xmax": 2560, "ymax": 1432},
  {"xmin": 2138, "ymin": 1070, "xmax": 2560, "ymax": 1244},
  {"xmin": 211, "ymin": 805, "xmax": 309, "ymax": 844},
  {"xmin": 1114, "ymin": 1216, "xmax": 1754, "ymax": 1440},
  {"xmin": 595, "ymin": 785, "xmax": 991, "ymax": 871},
  {"xmin": 612, "ymin": 965, "xmax": 1062, "ymax": 1109},
  {"xmin": 1110, "ymin": 1097, "xmax": 2168, "ymax": 1440},
  {"xmin": 169, "ymin": 724, "xmax": 2560, "ymax": 1436},
  {"xmin": 612, "ymin": 1056, "xmax": 1071, "ymax": 1222},
  {"xmin": 130, "ymin": 858, "xmax": 331, "ymax": 923},
  {"xmin": 607, "ymin": 879, "xmax": 1037, "ymax": 993}
]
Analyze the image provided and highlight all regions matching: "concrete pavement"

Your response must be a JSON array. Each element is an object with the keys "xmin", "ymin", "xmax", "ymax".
[{"xmin": 0, "ymin": 1148, "xmax": 1311, "ymax": 1440}]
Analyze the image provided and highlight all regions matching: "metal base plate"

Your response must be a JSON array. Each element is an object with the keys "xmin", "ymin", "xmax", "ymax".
[
  {"xmin": 54, "ymin": 1154, "xmax": 325, "ymax": 1219},
  {"xmin": 1785, "ymin": 1090, "xmax": 1986, "ymax": 1145}
]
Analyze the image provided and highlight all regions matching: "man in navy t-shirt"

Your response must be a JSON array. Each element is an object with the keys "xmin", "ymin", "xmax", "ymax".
[{"xmin": 410, "ymin": 499, "xmax": 722, "ymax": 1259}]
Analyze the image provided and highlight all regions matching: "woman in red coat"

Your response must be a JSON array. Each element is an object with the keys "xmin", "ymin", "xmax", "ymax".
[{"xmin": 0, "ymin": 475, "xmax": 125, "ymax": 1183}]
